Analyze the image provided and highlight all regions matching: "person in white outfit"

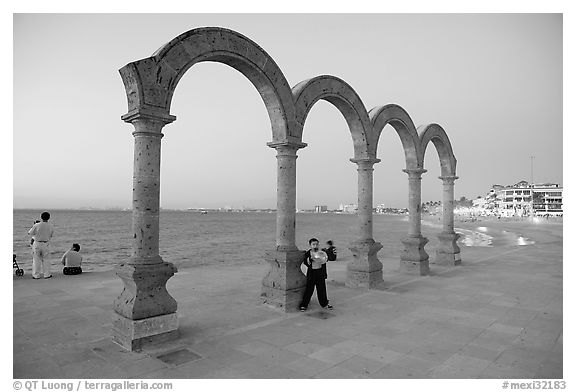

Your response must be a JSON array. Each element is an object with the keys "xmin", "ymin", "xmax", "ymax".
[{"xmin": 27, "ymin": 211, "xmax": 55, "ymax": 279}]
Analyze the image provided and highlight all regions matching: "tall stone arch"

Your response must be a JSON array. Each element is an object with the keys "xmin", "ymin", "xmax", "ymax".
[
  {"xmin": 119, "ymin": 27, "xmax": 298, "ymax": 143},
  {"xmin": 369, "ymin": 104, "xmax": 430, "ymax": 275},
  {"xmin": 290, "ymin": 75, "xmax": 381, "ymax": 288},
  {"xmin": 419, "ymin": 124, "xmax": 461, "ymax": 266},
  {"xmin": 114, "ymin": 27, "xmax": 305, "ymax": 350}
]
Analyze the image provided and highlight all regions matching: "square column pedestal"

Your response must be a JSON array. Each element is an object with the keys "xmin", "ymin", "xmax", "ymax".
[
  {"xmin": 400, "ymin": 236, "xmax": 430, "ymax": 276},
  {"xmin": 261, "ymin": 249, "xmax": 307, "ymax": 312},
  {"xmin": 112, "ymin": 262, "xmax": 179, "ymax": 351},
  {"xmin": 434, "ymin": 232, "xmax": 462, "ymax": 266},
  {"xmin": 346, "ymin": 240, "xmax": 384, "ymax": 289},
  {"xmin": 112, "ymin": 313, "xmax": 178, "ymax": 352}
]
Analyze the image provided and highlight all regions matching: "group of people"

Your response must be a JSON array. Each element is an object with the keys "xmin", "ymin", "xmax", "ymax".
[
  {"xmin": 299, "ymin": 238, "xmax": 337, "ymax": 311},
  {"xmin": 26, "ymin": 211, "xmax": 83, "ymax": 279}
]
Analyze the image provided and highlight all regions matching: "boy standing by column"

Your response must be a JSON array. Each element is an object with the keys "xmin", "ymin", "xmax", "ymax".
[{"xmin": 299, "ymin": 238, "xmax": 332, "ymax": 311}]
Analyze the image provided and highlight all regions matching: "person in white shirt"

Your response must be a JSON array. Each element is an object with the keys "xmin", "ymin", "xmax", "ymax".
[
  {"xmin": 27, "ymin": 211, "xmax": 55, "ymax": 279},
  {"xmin": 61, "ymin": 243, "xmax": 83, "ymax": 275}
]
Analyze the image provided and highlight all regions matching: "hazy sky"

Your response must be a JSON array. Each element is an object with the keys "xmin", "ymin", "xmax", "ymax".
[{"xmin": 13, "ymin": 13, "xmax": 563, "ymax": 210}]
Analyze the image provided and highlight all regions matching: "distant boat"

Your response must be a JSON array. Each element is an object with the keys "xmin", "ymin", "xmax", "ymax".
[{"xmin": 201, "ymin": 210, "xmax": 208, "ymax": 215}]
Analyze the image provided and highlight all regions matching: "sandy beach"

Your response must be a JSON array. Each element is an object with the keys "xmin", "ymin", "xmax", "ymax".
[{"xmin": 13, "ymin": 218, "xmax": 562, "ymax": 379}]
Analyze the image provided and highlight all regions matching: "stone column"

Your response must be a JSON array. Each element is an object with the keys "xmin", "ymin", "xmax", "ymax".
[
  {"xmin": 261, "ymin": 141, "xmax": 308, "ymax": 311},
  {"xmin": 112, "ymin": 110, "xmax": 179, "ymax": 351},
  {"xmin": 400, "ymin": 168, "xmax": 430, "ymax": 275},
  {"xmin": 435, "ymin": 175, "xmax": 461, "ymax": 265},
  {"xmin": 346, "ymin": 158, "xmax": 383, "ymax": 289}
]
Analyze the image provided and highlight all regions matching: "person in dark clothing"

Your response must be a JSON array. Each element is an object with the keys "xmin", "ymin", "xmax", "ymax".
[
  {"xmin": 323, "ymin": 240, "xmax": 337, "ymax": 262},
  {"xmin": 300, "ymin": 238, "xmax": 332, "ymax": 311}
]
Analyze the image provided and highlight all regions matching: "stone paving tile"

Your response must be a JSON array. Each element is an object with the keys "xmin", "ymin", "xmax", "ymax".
[
  {"xmin": 61, "ymin": 357, "xmax": 127, "ymax": 378},
  {"xmin": 49, "ymin": 348, "xmax": 103, "ymax": 368},
  {"xmin": 457, "ymin": 343, "xmax": 504, "ymax": 362},
  {"xmin": 174, "ymin": 357, "xmax": 226, "ymax": 378},
  {"xmin": 250, "ymin": 364, "xmax": 309, "ymax": 379},
  {"xmin": 478, "ymin": 362, "xmax": 534, "ymax": 379},
  {"xmin": 255, "ymin": 347, "xmax": 306, "ymax": 367},
  {"xmin": 493, "ymin": 346, "xmax": 550, "ymax": 374},
  {"xmin": 354, "ymin": 344, "xmax": 403, "ymax": 364},
  {"xmin": 372, "ymin": 364, "xmax": 429, "ymax": 378},
  {"xmin": 284, "ymin": 356, "xmax": 335, "ymax": 377},
  {"xmin": 202, "ymin": 347, "xmax": 256, "ymax": 367},
  {"xmin": 313, "ymin": 364, "xmax": 369, "ymax": 379},
  {"xmin": 534, "ymin": 357, "xmax": 563, "ymax": 379},
  {"xmin": 252, "ymin": 330, "xmax": 303, "ymax": 347},
  {"xmin": 203, "ymin": 367, "xmax": 253, "ymax": 378},
  {"xmin": 308, "ymin": 346, "xmax": 356, "ymax": 365},
  {"xmin": 226, "ymin": 355, "xmax": 276, "ymax": 375},
  {"xmin": 303, "ymin": 331, "xmax": 346, "ymax": 347},
  {"xmin": 389, "ymin": 354, "xmax": 439, "ymax": 374},
  {"xmin": 337, "ymin": 354, "xmax": 388, "ymax": 376},
  {"xmin": 14, "ymin": 345, "xmax": 54, "ymax": 365},
  {"xmin": 486, "ymin": 322, "xmax": 525, "ymax": 335},
  {"xmin": 14, "ymin": 359, "xmax": 64, "ymax": 379},
  {"xmin": 283, "ymin": 340, "xmax": 326, "ymax": 356},
  {"xmin": 512, "ymin": 329, "xmax": 560, "ymax": 352},
  {"xmin": 427, "ymin": 353, "xmax": 493, "ymax": 378},
  {"xmin": 471, "ymin": 329, "xmax": 522, "ymax": 350},
  {"xmin": 476, "ymin": 304, "xmax": 514, "ymax": 318},
  {"xmin": 330, "ymin": 339, "xmax": 376, "ymax": 355},
  {"xmin": 116, "ymin": 357, "xmax": 168, "ymax": 377},
  {"xmin": 405, "ymin": 344, "xmax": 456, "ymax": 364},
  {"xmin": 136, "ymin": 367, "xmax": 186, "ymax": 379},
  {"xmin": 234, "ymin": 339, "xmax": 279, "ymax": 356}
]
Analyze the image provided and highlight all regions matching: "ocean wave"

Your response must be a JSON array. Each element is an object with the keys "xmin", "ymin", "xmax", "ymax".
[
  {"xmin": 455, "ymin": 228, "xmax": 493, "ymax": 247},
  {"xmin": 501, "ymin": 230, "xmax": 535, "ymax": 246}
]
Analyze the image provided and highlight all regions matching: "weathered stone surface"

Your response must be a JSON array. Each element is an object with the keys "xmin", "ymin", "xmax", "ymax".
[
  {"xmin": 268, "ymin": 142, "xmax": 306, "ymax": 251},
  {"xmin": 112, "ymin": 312, "xmax": 178, "ymax": 351},
  {"xmin": 399, "ymin": 168, "xmax": 430, "ymax": 275},
  {"xmin": 113, "ymin": 262, "xmax": 178, "ymax": 320},
  {"xmin": 418, "ymin": 124, "xmax": 457, "ymax": 178},
  {"xmin": 261, "ymin": 250, "xmax": 307, "ymax": 312},
  {"xmin": 350, "ymin": 158, "xmax": 380, "ymax": 241},
  {"xmin": 120, "ymin": 27, "xmax": 295, "ymax": 144},
  {"xmin": 346, "ymin": 240, "xmax": 384, "ymax": 289},
  {"xmin": 435, "ymin": 232, "xmax": 462, "ymax": 266},
  {"xmin": 400, "ymin": 235, "xmax": 430, "ymax": 275},
  {"xmin": 369, "ymin": 104, "xmax": 422, "ymax": 167},
  {"xmin": 292, "ymin": 75, "xmax": 371, "ymax": 160}
]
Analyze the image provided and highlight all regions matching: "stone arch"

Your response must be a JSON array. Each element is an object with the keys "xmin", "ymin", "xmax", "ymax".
[
  {"xmin": 419, "ymin": 123, "xmax": 461, "ymax": 267},
  {"xmin": 369, "ymin": 104, "xmax": 422, "ymax": 169},
  {"xmin": 292, "ymin": 75, "xmax": 371, "ymax": 159},
  {"xmin": 419, "ymin": 123, "xmax": 457, "ymax": 176},
  {"xmin": 119, "ymin": 27, "xmax": 297, "ymax": 144},
  {"xmin": 370, "ymin": 105, "xmax": 429, "ymax": 275}
]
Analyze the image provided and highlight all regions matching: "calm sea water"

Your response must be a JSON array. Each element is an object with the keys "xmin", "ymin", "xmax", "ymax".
[{"xmin": 13, "ymin": 210, "xmax": 445, "ymax": 273}]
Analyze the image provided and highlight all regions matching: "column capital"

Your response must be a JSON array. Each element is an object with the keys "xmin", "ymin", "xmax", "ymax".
[
  {"xmin": 439, "ymin": 175, "xmax": 459, "ymax": 184},
  {"xmin": 267, "ymin": 141, "xmax": 307, "ymax": 156},
  {"xmin": 132, "ymin": 131, "xmax": 165, "ymax": 139},
  {"xmin": 121, "ymin": 108, "xmax": 177, "ymax": 125},
  {"xmin": 350, "ymin": 157, "xmax": 381, "ymax": 167},
  {"xmin": 403, "ymin": 168, "xmax": 427, "ymax": 178}
]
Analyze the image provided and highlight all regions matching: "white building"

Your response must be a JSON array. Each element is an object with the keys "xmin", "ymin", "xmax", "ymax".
[
  {"xmin": 487, "ymin": 181, "xmax": 563, "ymax": 217},
  {"xmin": 339, "ymin": 203, "xmax": 358, "ymax": 213}
]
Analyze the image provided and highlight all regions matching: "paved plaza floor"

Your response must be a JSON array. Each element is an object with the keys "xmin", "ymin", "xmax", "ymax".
[{"xmin": 13, "ymin": 221, "xmax": 563, "ymax": 379}]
